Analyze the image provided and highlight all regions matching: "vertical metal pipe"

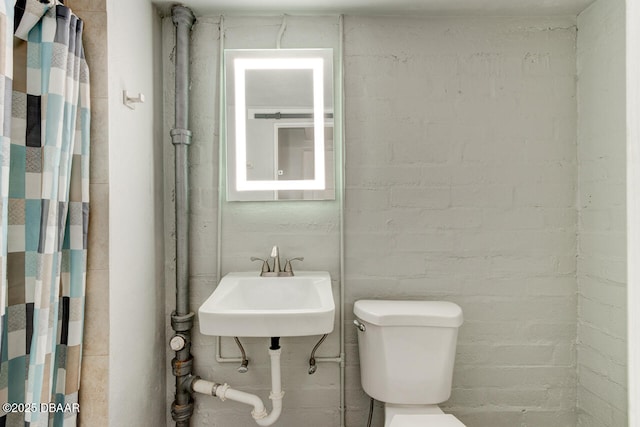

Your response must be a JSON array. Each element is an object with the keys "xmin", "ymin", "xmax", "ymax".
[
  {"xmin": 172, "ymin": 6, "xmax": 194, "ymax": 318},
  {"xmin": 170, "ymin": 5, "xmax": 196, "ymax": 427},
  {"xmin": 338, "ymin": 14, "xmax": 346, "ymax": 427}
]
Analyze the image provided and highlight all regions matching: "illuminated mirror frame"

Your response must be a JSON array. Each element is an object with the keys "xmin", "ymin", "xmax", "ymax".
[{"xmin": 234, "ymin": 56, "xmax": 326, "ymax": 192}]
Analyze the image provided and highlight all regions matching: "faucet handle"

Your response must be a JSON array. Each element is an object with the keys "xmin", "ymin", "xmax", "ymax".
[
  {"xmin": 284, "ymin": 257, "xmax": 304, "ymax": 274},
  {"xmin": 250, "ymin": 257, "xmax": 270, "ymax": 274}
]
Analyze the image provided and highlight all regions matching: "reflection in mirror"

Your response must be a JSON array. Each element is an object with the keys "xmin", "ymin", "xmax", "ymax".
[
  {"xmin": 276, "ymin": 125, "xmax": 334, "ymax": 200},
  {"xmin": 225, "ymin": 49, "xmax": 335, "ymax": 201}
]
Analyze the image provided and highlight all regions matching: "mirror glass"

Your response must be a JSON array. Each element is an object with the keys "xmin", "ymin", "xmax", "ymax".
[{"xmin": 225, "ymin": 49, "xmax": 335, "ymax": 201}]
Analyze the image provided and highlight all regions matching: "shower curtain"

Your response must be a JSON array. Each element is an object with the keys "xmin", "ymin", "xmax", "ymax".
[{"xmin": 0, "ymin": 1, "xmax": 90, "ymax": 426}]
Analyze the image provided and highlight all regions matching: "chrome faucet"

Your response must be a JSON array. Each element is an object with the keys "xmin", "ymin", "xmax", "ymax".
[
  {"xmin": 251, "ymin": 246, "xmax": 304, "ymax": 277},
  {"xmin": 270, "ymin": 246, "xmax": 281, "ymax": 275}
]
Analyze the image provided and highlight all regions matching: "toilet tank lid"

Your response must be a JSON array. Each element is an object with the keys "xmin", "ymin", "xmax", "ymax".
[{"xmin": 354, "ymin": 300, "xmax": 463, "ymax": 327}]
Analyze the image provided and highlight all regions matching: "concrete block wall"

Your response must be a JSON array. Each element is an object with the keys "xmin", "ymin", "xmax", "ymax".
[
  {"xmin": 343, "ymin": 16, "xmax": 578, "ymax": 427},
  {"xmin": 576, "ymin": 0, "xmax": 628, "ymax": 425},
  {"xmin": 163, "ymin": 13, "xmax": 582, "ymax": 427},
  {"xmin": 163, "ymin": 15, "xmax": 344, "ymax": 427}
]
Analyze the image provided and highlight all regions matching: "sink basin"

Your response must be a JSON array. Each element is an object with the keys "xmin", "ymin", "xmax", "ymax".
[{"xmin": 198, "ymin": 271, "xmax": 335, "ymax": 337}]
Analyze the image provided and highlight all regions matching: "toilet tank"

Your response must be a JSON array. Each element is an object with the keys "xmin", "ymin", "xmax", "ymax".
[{"xmin": 354, "ymin": 300, "xmax": 463, "ymax": 405}]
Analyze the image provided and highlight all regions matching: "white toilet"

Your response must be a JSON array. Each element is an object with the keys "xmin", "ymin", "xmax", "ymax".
[{"xmin": 354, "ymin": 300, "xmax": 465, "ymax": 427}]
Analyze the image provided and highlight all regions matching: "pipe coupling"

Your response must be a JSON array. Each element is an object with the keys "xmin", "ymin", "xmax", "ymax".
[
  {"xmin": 170, "ymin": 128, "xmax": 193, "ymax": 146},
  {"xmin": 191, "ymin": 377, "xmax": 218, "ymax": 396},
  {"xmin": 214, "ymin": 383, "xmax": 230, "ymax": 401},
  {"xmin": 269, "ymin": 391, "xmax": 285, "ymax": 400},
  {"xmin": 172, "ymin": 356, "xmax": 194, "ymax": 377},
  {"xmin": 252, "ymin": 407, "xmax": 268, "ymax": 420},
  {"xmin": 171, "ymin": 400, "xmax": 194, "ymax": 424},
  {"xmin": 171, "ymin": 311, "xmax": 195, "ymax": 332},
  {"xmin": 171, "ymin": 5, "xmax": 196, "ymax": 28}
]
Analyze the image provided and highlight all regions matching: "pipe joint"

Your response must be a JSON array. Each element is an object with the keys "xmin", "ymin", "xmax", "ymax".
[
  {"xmin": 170, "ymin": 128, "xmax": 193, "ymax": 146},
  {"xmin": 192, "ymin": 377, "xmax": 220, "ymax": 396},
  {"xmin": 269, "ymin": 337, "xmax": 280, "ymax": 350},
  {"xmin": 252, "ymin": 407, "xmax": 268, "ymax": 420},
  {"xmin": 214, "ymin": 383, "xmax": 230, "ymax": 401},
  {"xmin": 172, "ymin": 356, "xmax": 194, "ymax": 377},
  {"xmin": 171, "ymin": 5, "xmax": 196, "ymax": 28},
  {"xmin": 182, "ymin": 374, "xmax": 199, "ymax": 394},
  {"xmin": 171, "ymin": 399, "xmax": 194, "ymax": 424},
  {"xmin": 269, "ymin": 391, "xmax": 285, "ymax": 400},
  {"xmin": 268, "ymin": 348, "xmax": 281, "ymax": 357},
  {"xmin": 171, "ymin": 311, "xmax": 195, "ymax": 332}
]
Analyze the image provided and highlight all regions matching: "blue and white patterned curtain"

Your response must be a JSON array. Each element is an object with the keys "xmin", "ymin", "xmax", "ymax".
[
  {"xmin": 0, "ymin": 0, "xmax": 14, "ymax": 377},
  {"xmin": 0, "ymin": 0, "xmax": 90, "ymax": 426}
]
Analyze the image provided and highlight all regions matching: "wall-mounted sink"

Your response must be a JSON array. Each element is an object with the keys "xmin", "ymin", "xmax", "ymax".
[{"xmin": 198, "ymin": 271, "xmax": 335, "ymax": 337}]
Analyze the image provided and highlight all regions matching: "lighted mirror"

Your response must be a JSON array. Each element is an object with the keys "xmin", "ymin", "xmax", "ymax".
[{"xmin": 225, "ymin": 49, "xmax": 335, "ymax": 201}]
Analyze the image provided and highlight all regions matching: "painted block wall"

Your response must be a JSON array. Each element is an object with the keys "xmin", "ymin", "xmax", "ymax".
[
  {"xmin": 162, "ymin": 15, "xmax": 344, "ymax": 426},
  {"xmin": 163, "ymin": 14, "xmax": 579, "ymax": 427},
  {"xmin": 343, "ymin": 16, "xmax": 578, "ymax": 427},
  {"xmin": 576, "ymin": 0, "xmax": 628, "ymax": 425}
]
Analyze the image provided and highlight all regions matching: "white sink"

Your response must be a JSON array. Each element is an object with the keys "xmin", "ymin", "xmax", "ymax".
[{"xmin": 198, "ymin": 271, "xmax": 335, "ymax": 337}]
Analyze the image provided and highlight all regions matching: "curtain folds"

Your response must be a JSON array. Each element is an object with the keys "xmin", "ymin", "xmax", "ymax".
[
  {"xmin": 0, "ymin": 0, "xmax": 15, "ymax": 379},
  {"xmin": 0, "ymin": 1, "xmax": 90, "ymax": 426}
]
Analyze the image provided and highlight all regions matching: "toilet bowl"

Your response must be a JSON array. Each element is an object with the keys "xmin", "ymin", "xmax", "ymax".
[
  {"xmin": 389, "ymin": 414, "xmax": 464, "ymax": 427},
  {"xmin": 385, "ymin": 404, "xmax": 465, "ymax": 427},
  {"xmin": 354, "ymin": 300, "xmax": 465, "ymax": 427}
]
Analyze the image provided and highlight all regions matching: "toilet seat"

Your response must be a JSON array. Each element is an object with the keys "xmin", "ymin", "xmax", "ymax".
[{"xmin": 389, "ymin": 414, "xmax": 466, "ymax": 427}]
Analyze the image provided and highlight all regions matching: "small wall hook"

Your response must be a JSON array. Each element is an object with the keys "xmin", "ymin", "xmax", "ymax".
[{"xmin": 123, "ymin": 90, "xmax": 145, "ymax": 110}]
